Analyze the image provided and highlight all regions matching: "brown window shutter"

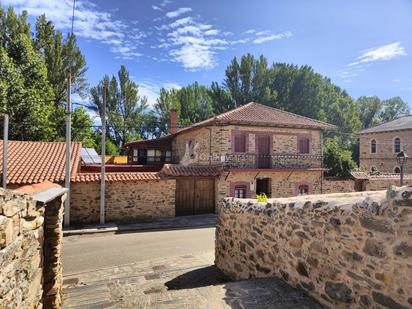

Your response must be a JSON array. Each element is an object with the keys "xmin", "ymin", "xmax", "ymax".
[{"xmin": 235, "ymin": 134, "xmax": 246, "ymax": 152}]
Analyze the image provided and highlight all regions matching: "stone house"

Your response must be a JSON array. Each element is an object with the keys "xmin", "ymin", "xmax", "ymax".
[
  {"xmin": 125, "ymin": 102, "xmax": 336, "ymax": 216},
  {"xmin": 359, "ymin": 115, "xmax": 412, "ymax": 174}
]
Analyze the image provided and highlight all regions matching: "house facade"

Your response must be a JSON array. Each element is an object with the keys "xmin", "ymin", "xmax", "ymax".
[
  {"xmin": 125, "ymin": 102, "xmax": 335, "ymax": 216},
  {"xmin": 359, "ymin": 115, "xmax": 412, "ymax": 174}
]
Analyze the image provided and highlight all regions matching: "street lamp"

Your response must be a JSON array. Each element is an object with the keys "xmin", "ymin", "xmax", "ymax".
[{"xmin": 396, "ymin": 150, "xmax": 408, "ymax": 186}]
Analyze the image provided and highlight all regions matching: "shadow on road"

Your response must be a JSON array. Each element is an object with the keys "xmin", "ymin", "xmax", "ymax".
[{"xmin": 165, "ymin": 265, "xmax": 231, "ymax": 290}]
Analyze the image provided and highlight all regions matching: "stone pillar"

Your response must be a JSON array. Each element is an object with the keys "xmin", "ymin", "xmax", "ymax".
[{"xmin": 42, "ymin": 194, "xmax": 65, "ymax": 308}]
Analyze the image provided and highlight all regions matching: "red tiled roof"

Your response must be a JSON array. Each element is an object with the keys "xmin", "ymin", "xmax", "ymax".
[
  {"xmin": 160, "ymin": 164, "xmax": 222, "ymax": 177},
  {"xmin": 0, "ymin": 140, "xmax": 81, "ymax": 185},
  {"xmin": 72, "ymin": 172, "xmax": 162, "ymax": 182},
  {"xmin": 177, "ymin": 102, "xmax": 336, "ymax": 134}
]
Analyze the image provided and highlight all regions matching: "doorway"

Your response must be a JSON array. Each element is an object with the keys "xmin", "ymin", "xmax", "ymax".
[
  {"xmin": 257, "ymin": 135, "xmax": 271, "ymax": 168},
  {"xmin": 256, "ymin": 178, "xmax": 271, "ymax": 197},
  {"xmin": 175, "ymin": 178, "xmax": 215, "ymax": 216}
]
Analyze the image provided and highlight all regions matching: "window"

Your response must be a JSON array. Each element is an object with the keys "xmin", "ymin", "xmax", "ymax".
[
  {"xmin": 394, "ymin": 166, "xmax": 401, "ymax": 174},
  {"xmin": 234, "ymin": 185, "xmax": 247, "ymax": 198},
  {"xmin": 165, "ymin": 150, "xmax": 172, "ymax": 162},
  {"xmin": 234, "ymin": 134, "xmax": 247, "ymax": 153},
  {"xmin": 147, "ymin": 149, "xmax": 162, "ymax": 162},
  {"xmin": 132, "ymin": 149, "xmax": 138, "ymax": 162},
  {"xmin": 371, "ymin": 140, "xmax": 376, "ymax": 154},
  {"xmin": 394, "ymin": 137, "xmax": 401, "ymax": 153},
  {"xmin": 298, "ymin": 138, "xmax": 310, "ymax": 154},
  {"xmin": 298, "ymin": 185, "xmax": 309, "ymax": 195}
]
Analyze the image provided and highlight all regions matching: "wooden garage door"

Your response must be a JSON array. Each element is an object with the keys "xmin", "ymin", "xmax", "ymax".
[{"xmin": 175, "ymin": 178, "xmax": 215, "ymax": 216}]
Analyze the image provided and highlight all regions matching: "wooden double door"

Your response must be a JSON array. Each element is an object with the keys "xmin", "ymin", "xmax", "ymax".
[{"xmin": 175, "ymin": 178, "xmax": 215, "ymax": 216}]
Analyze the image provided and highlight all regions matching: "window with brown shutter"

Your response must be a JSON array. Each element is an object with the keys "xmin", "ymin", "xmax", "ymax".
[
  {"xmin": 298, "ymin": 138, "xmax": 310, "ymax": 154},
  {"xmin": 234, "ymin": 134, "xmax": 246, "ymax": 153}
]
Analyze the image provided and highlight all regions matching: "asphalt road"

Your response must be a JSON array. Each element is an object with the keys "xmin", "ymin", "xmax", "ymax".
[{"xmin": 62, "ymin": 227, "xmax": 216, "ymax": 275}]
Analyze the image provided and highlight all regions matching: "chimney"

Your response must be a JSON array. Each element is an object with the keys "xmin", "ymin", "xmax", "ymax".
[{"xmin": 170, "ymin": 109, "xmax": 179, "ymax": 134}]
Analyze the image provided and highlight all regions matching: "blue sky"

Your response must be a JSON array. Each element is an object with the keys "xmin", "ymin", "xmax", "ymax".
[{"xmin": 3, "ymin": 0, "xmax": 412, "ymax": 108}]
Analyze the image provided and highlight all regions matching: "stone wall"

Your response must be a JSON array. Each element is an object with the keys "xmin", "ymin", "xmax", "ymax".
[
  {"xmin": 173, "ymin": 125, "xmax": 322, "ymax": 167},
  {"xmin": 365, "ymin": 177, "xmax": 412, "ymax": 191},
  {"xmin": 70, "ymin": 179, "xmax": 176, "ymax": 224},
  {"xmin": 360, "ymin": 130, "xmax": 412, "ymax": 173},
  {"xmin": 322, "ymin": 178, "xmax": 355, "ymax": 194},
  {"xmin": 215, "ymin": 187, "xmax": 412, "ymax": 308},
  {"xmin": 215, "ymin": 170, "xmax": 322, "ymax": 204},
  {"xmin": 0, "ymin": 185, "xmax": 65, "ymax": 308}
]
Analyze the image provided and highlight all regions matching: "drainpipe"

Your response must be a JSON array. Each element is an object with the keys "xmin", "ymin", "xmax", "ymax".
[{"xmin": 1, "ymin": 113, "xmax": 8, "ymax": 190}]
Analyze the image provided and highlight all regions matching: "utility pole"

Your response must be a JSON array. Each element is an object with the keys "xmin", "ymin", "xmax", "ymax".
[
  {"xmin": 2, "ymin": 114, "xmax": 8, "ymax": 190},
  {"xmin": 64, "ymin": 73, "xmax": 71, "ymax": 227},
  {"xmin": 100, "ymin": 86, "xmax": 106, "ymax": 224}
]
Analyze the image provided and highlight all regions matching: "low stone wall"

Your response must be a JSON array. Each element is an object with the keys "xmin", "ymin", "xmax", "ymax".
[
  {"xmin": 0, "ymin": 185, "xmax": 65, "ymax": 308},
  {"xmin": 366, "ymin": 177, "xmax": 412, "ymax": 191},
  {"xmin": 322, "ymin": 178, "xmax": 355, "ymax": 194},
  {"xmin": 215, "ymin": 187, "xmax": 412, "ymax": 308},
  {"xmin": 71, "ymin": 179, "xmax": 176, "ymax": 224}
]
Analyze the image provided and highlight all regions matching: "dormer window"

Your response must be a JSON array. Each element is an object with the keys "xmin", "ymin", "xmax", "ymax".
[
  {"xmin": 298, "ymin": 137, "xmax": 310, "ymax": 154},
  {"xmin": 371, "ymin": 140, "xmax": 376, "ymax": 154},
  {"xmin": 394, "ymin": 137, "xmax": 401, "ymax": 153}
]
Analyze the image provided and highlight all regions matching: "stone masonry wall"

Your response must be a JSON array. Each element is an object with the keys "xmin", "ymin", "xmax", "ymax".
[
  {"xmin": 70, "ymin": 179, "xmax": 176, "ymax": 224},
  {"xmin": 215, "ymin": 171, "xmax": 322, "ymax": 205},
  {"xmin": 0, "ymin": 186, "xmax": 65, "ymax": 308},
  {"xmin": 215, "ymin": 187, "xmax": 412, "ymax": 308},
  {"xmin": 322, "ymin": 178, "xmax": 355, "ymax": 194},
  {"xmin": 365, "ymin": 177, "xmax": 412, "ymax": 191},
  {"xmin": 360, "ymin": 130, "xmax": 412, "ymax": 173},
  {"xmin": 173, "ymin": 125, "xmax": 322, "ymax": 167}
]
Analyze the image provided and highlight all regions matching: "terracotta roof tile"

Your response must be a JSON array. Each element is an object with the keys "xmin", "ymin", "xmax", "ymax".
[
  {"xmin": 177, "ymin": 102, "xmax": 336, "ymax": 134},
  {"xmin": 72, "ymin": 172, "xmax": 162, "ymax": 183},
  {"xmin": 0, "ymin": 140, "xmax": 81, "ymax": 185},
  {"xmin": 160, "ymin": 164, "xmax": 222, "ymax": 177}
]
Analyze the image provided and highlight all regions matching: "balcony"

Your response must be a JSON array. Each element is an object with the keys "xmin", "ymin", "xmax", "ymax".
[{"xmin": 221, "ymin": 153, "xmax": 323, "ymax": 169}]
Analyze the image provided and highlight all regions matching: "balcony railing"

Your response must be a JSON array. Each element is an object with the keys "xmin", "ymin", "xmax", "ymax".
[{"xmin": 221, "ymin": 153, "xmax": 323, "ymax": 169}]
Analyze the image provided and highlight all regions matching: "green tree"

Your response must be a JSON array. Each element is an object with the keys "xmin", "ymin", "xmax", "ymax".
[
  {"xmin": 90, "ymin": 66, "xmax": 148, "ymax": 151},
  {"xmin": 380, "ymin": 96, "xmax": 410, "ymax": 122},
  {"xmin": 153, "ymin": 88, "xmax": 179, "ymax": 136},
  {"xmin": 323, "ymin": 138, "xmax": 356, "ymax": 178},
  {"xmin": 0, "ymin": 6, "xmax": 94, "ymax": 144},
  {"xmin": 356, "ymin": 96, "xmax": 382, "ymax": 129},
  {"xmin": 153, "ymin": 83, "xmax": 215, "ymax": 136},
  {"xmin": 34, "ymin": 15, "xmax": 88, "ymax": 105},
  {"xmin": 0, "ymin": 35, "xmax": 55, "ymax": 140}
]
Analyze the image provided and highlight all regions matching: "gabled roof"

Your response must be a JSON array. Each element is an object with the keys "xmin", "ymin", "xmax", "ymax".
[
  {"xmin": 160, "ymin": 164, "xmax": 222, "ymax": 177},
  {"xmin": 176, "ymin": 102, "xmax": 335, "ymax": 134},
  {"xmin": 359, "ymin": 115, "xmax": 412, "ymax": 134},
  {"xmin": 0, "ymin": 140, "xmax": 81, "ymax": 185}
]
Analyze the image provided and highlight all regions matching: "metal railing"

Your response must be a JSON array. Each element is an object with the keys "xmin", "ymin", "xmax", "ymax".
[{"xmin": 221, "ymin": 153, "xmax": 323, "ymax": 169}]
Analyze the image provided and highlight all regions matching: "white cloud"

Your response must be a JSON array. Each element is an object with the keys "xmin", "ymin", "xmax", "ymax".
[
  {"xmin": 156, "ymin": 14, "xmax": 233, "ymax": 70},
  {"xmin": 160, "ymin": 0, "xmax": 172, "ymax": 7},
  {"xmin": 245, "ymin": 29, "xmax": 255, "ymax": 34},
  {"xmin": 152, "ymin": 5, "xmax": 162, "ymax": 11},
  {"xmin": 2, "ymin": 0, "xmax": 144, "ymax": 60},
  {"xmin": 393, "ymin": 78, "xmax": 401, "ymax": 82},
  {"xmin": 253, "ymin": 31, "xmax": 292, "ymax": 44},
  {"xmin": 137, "ymin": 81, "xmax": 182, "ymax": 106},
  {"xmin": 348, "ymin": 42, "xmax": 407, "ymax": 66},
  {"xmin": 166, "ymin": 7, "xmax": 192, "ymax": 18}
]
